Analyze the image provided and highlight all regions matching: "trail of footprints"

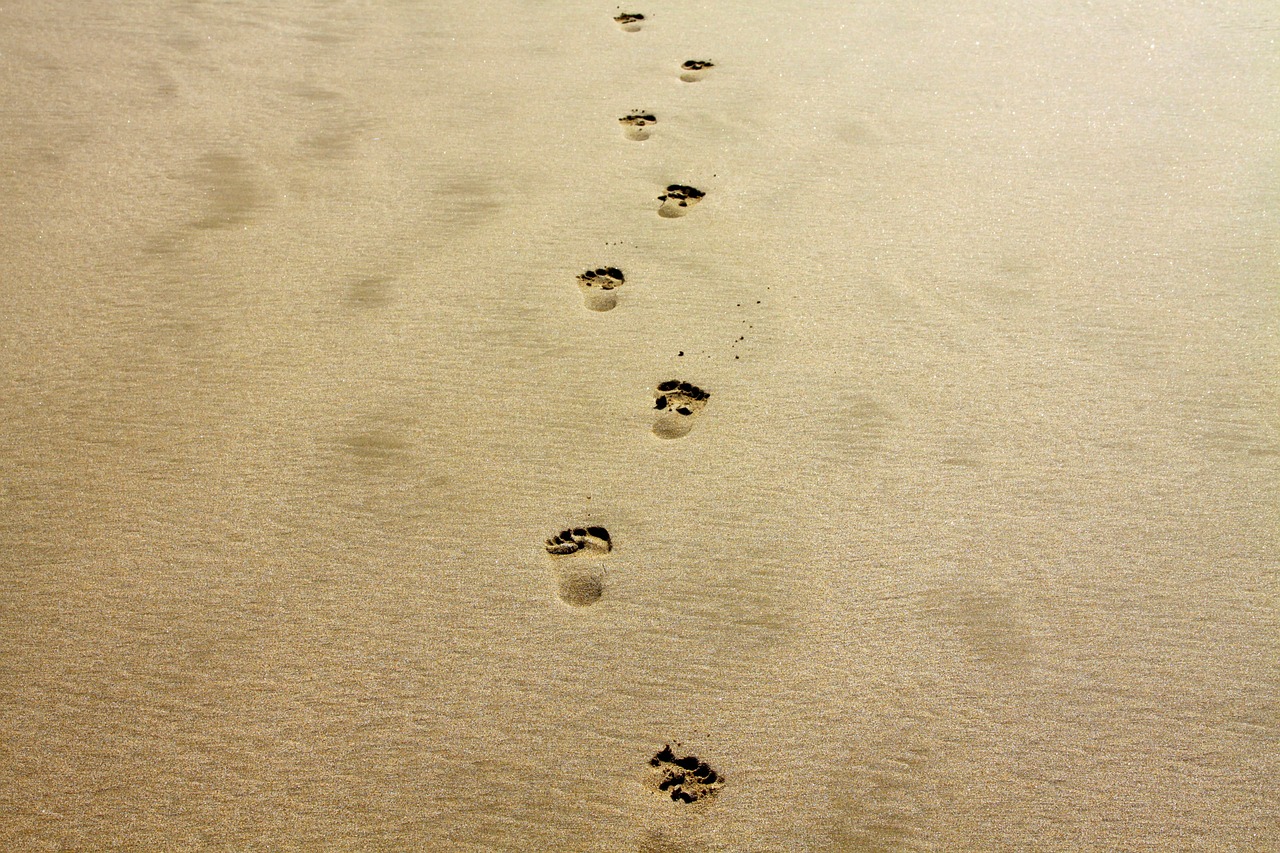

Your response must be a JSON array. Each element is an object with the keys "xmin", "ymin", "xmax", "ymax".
[{"xmin": 545, "ymin": 7, "xmax": 727, "ymax": 806}]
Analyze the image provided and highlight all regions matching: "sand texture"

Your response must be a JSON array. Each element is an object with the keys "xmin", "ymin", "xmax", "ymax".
[{"xmin": 1, "ymin": 0, "xmax": 1277, "ymax": 850}]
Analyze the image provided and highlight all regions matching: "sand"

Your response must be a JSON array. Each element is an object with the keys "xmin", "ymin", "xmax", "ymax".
[{"xmin": 1, "ymin": 0, "xmax": 1276, "ymax": 850}]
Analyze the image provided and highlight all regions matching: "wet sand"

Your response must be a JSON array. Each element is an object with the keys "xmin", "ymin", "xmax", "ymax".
[{"xmin": 1, "ymin": 1, "xmax": 1277, "ymax": 850}]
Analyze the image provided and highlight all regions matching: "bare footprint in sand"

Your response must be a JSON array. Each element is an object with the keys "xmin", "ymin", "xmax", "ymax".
[
  {"xmin": 679, "ymin": 60, "xmax": 714, "ymax": 83},
  {"xmin": 619, "ymin": 112, "xmax": 657, "ymax": 141},
  {"xmin": 545, "ymin": 526, "xmax": 612, "ymax": 606},
  {"xmin": 576, "ymin": 266, "xmax": 626, "ymax": 311},
  {"xmin": 652, "ymin": 380, "xmax": 711, "ymax": 439},
  {"xmin": 657, "ymin": 185, "xmax": 705, "ymax": 218},
  {"xmin": 648, "ymin": 745, "xmax": 725, "ymax": 803},
  {"xmin": 614, "ymin": 12, "xmax": 645, "ymax": 32}
]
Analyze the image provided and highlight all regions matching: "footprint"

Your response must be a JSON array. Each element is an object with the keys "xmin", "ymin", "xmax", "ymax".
[
  {"xmin": 648, "ymin": 745, "xmax": 725, "ymax": 803},
  {"xmin": 614, "ymin": 12, "xmax": 645, "ymax": 32},
  {"xmin": 679, "ymin": 60, "xmax": 714, "ymax": 83},
  {"xmin": 652, "ymin": 380, "xmax": 711, "ymax": 439},
  {"xmin": 576, "ymin": 266, "xmax": 626, "ymax": 312},
  {"xmin": 544, "ymin": 526, "xmax": 612, "ymax": 607},
  {"xmin": 619, "ymin": 112, "xmax": 657, "ymax": 141},
  {"xmin": 657, "ymin": 185, "xmax": 705, "ymax": 219},
  {"xmin": 545, "ymin": 526, "xmax": 612, "ymax": 556}
]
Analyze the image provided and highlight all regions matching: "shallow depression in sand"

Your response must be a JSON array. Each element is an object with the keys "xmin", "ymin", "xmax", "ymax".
[
  {"xmin": 619, "ymin": 112, "xmax": 656, "ymax": 141},
  {"xmin": 657, "ymin": 184, "xmax": 705, "ymax": 219},
  {"xmin": 545, "ymin": 527, "xmax": 612, "ymax": 606},
  {"xmin": 678, "ymin": 59, "xmax": 714, "ymax": 82},
  {"xmin": 614, "ymin": 12, "xmax": 645, "ymax": 32},
  {"xmin": 576, "ymin": 266, "xmax": 625, "ymax": 311},
  {"xmin": 652, "ymin": 380, "xmax": 711, "ymax": 439}
]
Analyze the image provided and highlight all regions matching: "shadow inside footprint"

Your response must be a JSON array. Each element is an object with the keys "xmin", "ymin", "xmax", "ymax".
[
  {"xmin": 614, "ymin": 12, "xmax": 645, "ymax": 32},
  {"xmin": 657, "ymin": 185, "xmax": 705, "ymax": 219},
  {"xmin": 652, "ymin": 380, "xmax": 711, "ymax": 439},
  {"xmin": 649, "ymin": 745, "xmax": 725, "ymax": 803},
  {"xmin": 679, "ymin": 60, "xmax": 714, "ymax": 83},
  {"xmin": 576, "ymin": 266, "xmax": 625, "ymax": 312},
  {"xmin": 545, "ymin": 526, "xmax": 612, "ymax": 607},
  {"xmin": 619, "ymin": 112, "xmax": 657, "ymax": 141}
]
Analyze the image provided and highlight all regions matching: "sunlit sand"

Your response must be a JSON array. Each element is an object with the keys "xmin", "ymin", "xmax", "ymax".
[{"xmin": 1, "ymin": 1, "xmax": 1275, "ymax": 850}]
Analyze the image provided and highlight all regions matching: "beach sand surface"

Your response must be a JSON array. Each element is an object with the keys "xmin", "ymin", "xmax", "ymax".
[{"xmin": 1, "ymin": 0, "xmax": 1277, "ymax": 850}]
